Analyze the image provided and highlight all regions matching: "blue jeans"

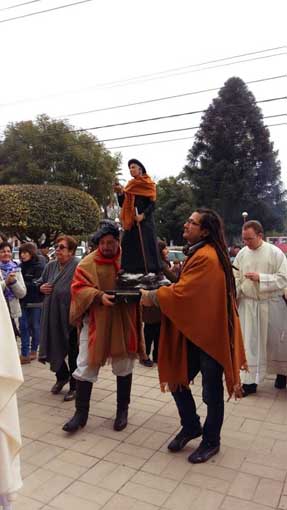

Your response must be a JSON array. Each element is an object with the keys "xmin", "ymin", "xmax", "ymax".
[
  {"xmin": 172, "ymin": 340, "xmax": 224, "ymax": 447},
  {"xmin": 19, "ymin": 307, "xmax": 41, "ymax": 357}
]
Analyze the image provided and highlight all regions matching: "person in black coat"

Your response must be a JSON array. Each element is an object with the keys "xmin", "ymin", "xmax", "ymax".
[{"xmin": 19, "ymin": 243, "xmax": 45, "ymax": 364}]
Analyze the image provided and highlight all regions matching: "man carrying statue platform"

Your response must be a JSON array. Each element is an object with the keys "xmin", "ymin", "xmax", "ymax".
[{"xmin": 63, "ymin": 221, "xmax": 145, "ymax": 433}]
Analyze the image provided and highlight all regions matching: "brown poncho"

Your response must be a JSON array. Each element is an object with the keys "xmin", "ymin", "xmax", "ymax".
[
  {"xmin": 156, "ymin": 244, "xmax": 247, "ymax": 398},
  {"xmin": 70, "ymin": 248, "xmax": 144, "ymax": 367},
  {"xmin": 121, "ymin": 174, "xmax": 156, "ymax": 230}
]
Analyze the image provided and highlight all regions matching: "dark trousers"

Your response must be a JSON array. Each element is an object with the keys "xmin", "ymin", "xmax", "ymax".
[
  {"xmin": 56, "ymin": 328, "xmax": 78, "ymax": 391},
  {"xmin": 172, "ymin": 340, "xmax": 224, "ymax": 447},
  {"xmin": 144, "ymin": 322, "xmax": 160, "ymax": 362},
  {"xmin": 19, "ymin": 307, "xmax": 41, "ymax": 356}
]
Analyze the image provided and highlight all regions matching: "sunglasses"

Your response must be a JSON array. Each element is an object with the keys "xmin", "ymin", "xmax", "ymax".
[{"xmin": 55, "ymin": 244, "xmax": 68, "ymax": 250}]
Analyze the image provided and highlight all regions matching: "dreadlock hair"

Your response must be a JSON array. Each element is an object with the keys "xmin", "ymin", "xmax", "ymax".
[{"xmin": 195, "ymin": 208, "xmax": 236, "ymax": 349}]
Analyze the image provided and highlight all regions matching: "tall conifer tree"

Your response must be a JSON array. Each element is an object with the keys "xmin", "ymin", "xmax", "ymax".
[{"xmin": 184, "ymin": 77, "xmax": 286, "ymax": 238}]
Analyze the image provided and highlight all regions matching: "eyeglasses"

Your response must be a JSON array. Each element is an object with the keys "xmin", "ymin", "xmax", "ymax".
[
  {"xmin": 186, "ymin": 219, "xmax": 201, "ymax": 227},
  {"xmin": 242, "ymin": 236, "xmax": 258, "ymax": 241},
  {"xmin": 55, "ymin": 244, "xmax": 68, "ymax": 250}
]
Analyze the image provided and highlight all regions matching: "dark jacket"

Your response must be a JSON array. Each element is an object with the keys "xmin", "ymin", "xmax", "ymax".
[{"xmin": 20, "ymin": 256, "xmax": 45, "ymax": 306}]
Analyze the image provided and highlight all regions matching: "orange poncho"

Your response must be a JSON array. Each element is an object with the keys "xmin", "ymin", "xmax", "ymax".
[
  {"xmin": 70, "ymin": 249, "xmax": 144, "ymax": 367},
  {"xmin": 121, "ymin": 174, "xmax": 156, "ymax": 230},
  {"xmin": 156, "ymin": 244, "xmax": 247, "ymax": 398}
]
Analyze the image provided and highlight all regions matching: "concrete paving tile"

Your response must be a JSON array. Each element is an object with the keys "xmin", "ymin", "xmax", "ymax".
[
  {"xmin": 141, "ymin": 451, "xmax": 173, "ymax": 475},
  {"xmin": 142, "ymin": 415, "xmax": 179, "ymax": 433},
  {"xmin": 219, "ymin": 447, "xmax": 247, "ymax": 469},
  {"xmin": 101, "ymin": 493, "xmax": 158, "ymax": 510},
  {"xmin": 79, "ymin": 459, "xmax": 118, "ymax": 485},
  {"xmin": 21, "ymin": 461, "xmax": 39, "ymax": 478},
  {"xmin": 20, "ymin": 467, "xmax": 55, "ymax": 496},
  {"xmin": 13, "ymin": 495, "xmax": 44, "ymax": 510},
  {"xmin": 240, "ymin": 460, "xmax": 286, "ymax": 481},
  {"xmin": 49, "ymin": 492, "xmax": 101, "ymax": 510},
  {"xmin": 56, "ymin": 449, "xmax": 98, "ymax": 467},
  {"xmin": 44, "ymin": 457, "xmax": 90, "ymax": 479},
  {"xmin": 183, "ymin": 470, "xmax": 231, "ymax": 494},
  {"xmin": 98, "ymin": 464, "xmax": 137, "ymax": 491},
  {"xmin": 64, "ymin": 480, "xmax": 114, "ymax": 505},
  {"xmin": 279, "ymin": 495, "xmax": 287, "ymax": 509},
  {"xmin": 26, "ymin": 473, "xmax": 73, "ymax": 503},
  {"xmin": 239, "ymin": 419, "xmax": 263, "ymax": 434},
  {"xmin": 245, "ymin": 450, "xmax": 287, "ymax": 470},
  {"xmin": 131, "ymin": 470, "xmax": 178, "ymax": 493},
  {"xmin": 163, "ymin": 482, "xmax": 202, "ymax": 510},
  {"xmin": 79, "ymin": 435, "xmax": 120, "ymax": 458},
  {"xmin": 191, "ymin": 462, "xmax": 237, "ymax": 482},
  {"xmin": 252, "ymin": 478, "xmax": 283, "ymax": 507},
  {"xmin": 228, "ymin": 472, "xmax": 259, "ymax": 499},
  {"xmin": 220, "ymin": 495, "xmax": 276, "ymax": 509},
  {"xmin": 119, "ymin": 480, "xmax": 169, "ymax": 506},
  {"xmin": 26, "ymin": 444, "xmax": 64, "ymax": 466},
  {"xmin": 160, "ymin": 455, "xmax": 193, "ymax": 480},
  {"xmin": 104, "ymin": 450, "xmax": 147, "ymax": 469}
]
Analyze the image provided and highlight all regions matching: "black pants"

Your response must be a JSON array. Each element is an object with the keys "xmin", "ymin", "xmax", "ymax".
[
  {"xmin": 144, "ymin": 322, "xmax": 160, "ymax": 362},
  {"xmin": 172, "ymin": 340, "xmax": 224, "ymax": 447},
  {"xmin": 56, "ymin": 328, "xmax": 78, "ymax": 391}
]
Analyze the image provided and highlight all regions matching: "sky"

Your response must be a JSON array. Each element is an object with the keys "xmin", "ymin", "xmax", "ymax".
[{"xmin": 0, "ymin": 0, "xmax": 286, "ymax": 188}]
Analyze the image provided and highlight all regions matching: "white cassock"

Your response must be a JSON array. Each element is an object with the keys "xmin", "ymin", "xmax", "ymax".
[
  {"xmin": 0, "ymin": 286, "xmax": 23, "ymax": 508},
  {"xmin": 234, "ymin": 241, "xmax": 287, "ymax": 384}
]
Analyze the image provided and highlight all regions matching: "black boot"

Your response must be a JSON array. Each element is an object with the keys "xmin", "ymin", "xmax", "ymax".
[
  {"xmin": 114, "ymin": 373, "xmax": 132, "ymax": 431},
  {"xmin": 62, "ymin": 380, "xmax": 93, "ymax": 432},
  {"xmin": 275, "ymin": 374, "xmax": 287, "ymax": 389}
]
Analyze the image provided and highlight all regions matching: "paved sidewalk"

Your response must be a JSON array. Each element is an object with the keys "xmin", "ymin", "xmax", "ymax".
[{"xmin": 16, "ymin": 361, "xmax": 287, "ymax": 510}]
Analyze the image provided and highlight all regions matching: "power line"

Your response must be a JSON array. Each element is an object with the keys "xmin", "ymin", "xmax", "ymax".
[
  {"xmin": 58, "ymin": 74, "xmax": 287, "ymax": 120},
  {"xmin": 1, "ymin": 96, "xmax": 285, "ymax": 140},
  {"xmin": 0, "ymin": 0, "xmax": 93, "ymax": 23},
  {"xmin": 64, "ymin": 114, "xmax": 287, "ymax": 148},
  {"xmin": 0, "ymin": 1, "xmax": 41, "ymax": 12},
  {"xmin": 106, "ymin": 122, "xmax": 287, "ymax": 150},
  {"xmin": 65, "ymin": 97, "xmax": 287, "ymax": 134},
  {"xmin": 1, "ymin": 48, "xmax": 286, "ymax": 108}
]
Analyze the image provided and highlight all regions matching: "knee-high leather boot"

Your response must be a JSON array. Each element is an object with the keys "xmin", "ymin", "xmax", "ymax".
[
  {"xmin": 114, "ymin": 373, "xmax": 132, "ymax": 431},
  {"xmin": 62, "ymin": 380, "xmax": 93, "ymax": 432}
]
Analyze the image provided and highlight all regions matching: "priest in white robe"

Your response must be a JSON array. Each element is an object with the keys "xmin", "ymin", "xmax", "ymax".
[
  {"xmin": 234, "ymin": 220, "xmax": 287, "ymax": 396},
  {"xmin": 0, "ymin": 285, "xmax": 23, "ymax": 510}
]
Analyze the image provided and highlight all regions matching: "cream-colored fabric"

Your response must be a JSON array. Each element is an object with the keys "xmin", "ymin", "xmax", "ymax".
[
  {"xmin": 234, "ymin": 242, "xmax": 287, "ymax": 383},
  {"xmin": 73, "ymin": 317, "xmax": 134, "ymax": 383},
  {"xmin": 0, "ymin": 286, "xmax": 23, "ymax": 500}
]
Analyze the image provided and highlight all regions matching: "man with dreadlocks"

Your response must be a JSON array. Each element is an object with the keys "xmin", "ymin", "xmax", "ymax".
[{"xmin": 141, "ymin": 208, "xmax": 246, "ymax": 463}]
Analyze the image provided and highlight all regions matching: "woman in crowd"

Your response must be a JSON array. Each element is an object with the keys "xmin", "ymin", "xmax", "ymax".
[
  {"xmin": 0, "ymin": 285, "xmax": 23, "ymax": 510},
  {"xmin": 114, "ymin": 159, "xmax": 162, "ymax": 274},
  {"xmin": 38, "ymin": 235, "xmax": 79, "ymax": 401},
  {"xmin": 19, "ymin": 242, "xmax": 45, "ymax": 364},
  {"xmin": 0, "ymin": 242, "xmax": 26, "ymax": 337}
]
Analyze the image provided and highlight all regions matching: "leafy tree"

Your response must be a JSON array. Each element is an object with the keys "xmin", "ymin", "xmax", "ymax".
[
  {"xmin": 184, "ymin": 77, "xmax": 286, "ymax": 239},
  {"xmin": 0, "ymin": 115, "xmax": 121, "ymax": 213},
  {"xmin": 0, "ymin": 184, "xmax": 100, "ymax": 242},
  {"xmin": 154, "ymin": 177, "xmax": 193, "ymax": 245}
]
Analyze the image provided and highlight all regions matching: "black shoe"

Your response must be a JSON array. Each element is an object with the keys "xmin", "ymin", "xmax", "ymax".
[
  {"xmin": 63, "ymin": 389, "xmax": 76, "ymax": 402},
  {"xmin": 62, "ymin": 410, "xmax": 88, "ymax": 432},
  {"xmin": 242, "ymin": 383, "xmax": 257, "ymax": 397},
  {"xmin": 51, "ymin": 379, "xmax": 70, "ymax": 395},
  {"xmin": 188, "ymin": 441, "xmax": 220, "ymax": 463},
  {"xmin": 140, "ymin": 359, "xmax": 153, "ymax": 367},
  {"xmin": 114, "ymin": 408, "xmax": 128, "ymax": 431},
  {"xmin": 274, "ymin": 374, "xmax": 287, "ymax": 389},
  {"xmin": 168, "ymin": 426, "xmax": 203, "ymax": 452}
]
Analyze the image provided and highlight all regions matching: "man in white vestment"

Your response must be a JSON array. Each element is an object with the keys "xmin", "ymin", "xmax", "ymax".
[
  {"xmin": 234, "ymin": 220, "xmax": 287, "ymax": 396},
  {"xmin": 0, "ymin": 286, "xmax": 23, "ymax": 510}
]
